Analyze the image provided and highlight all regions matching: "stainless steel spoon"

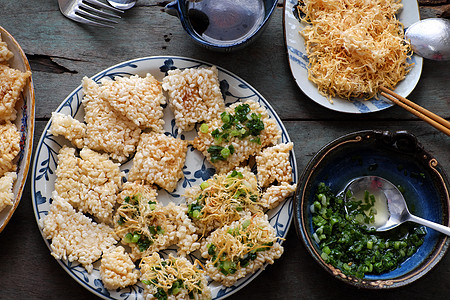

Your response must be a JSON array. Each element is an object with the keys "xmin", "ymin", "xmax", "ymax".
[
  {"xmin": 405, "ymin": 18, "xmax": 450, "ymax": 61},
  {"xmin": 343, "ymin": 176, "xmax": 450, "ymax": 235},
  {"xmin": 107, "ymin": 0, "xmax": 136, "ymax": 10}
]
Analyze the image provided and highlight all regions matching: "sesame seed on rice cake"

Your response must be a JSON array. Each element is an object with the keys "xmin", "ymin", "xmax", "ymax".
[
  {"xmin": 128, "ymin": 132, "xmax": 188, "ymax": 193},
  {"xmin": 98, "ymin": 74, "xmax": 166, "ymax": 131},
  {"xmin": 162, "ymin": 66, "xmax": 225, "ymax": 132},
  {"xmin": 260, "ymin": 182, "xmax": 297, "ymax": 210},
  {"xmin": 54, "ymin": 146, "xmax": 124, "ymax": 225},
  {"xmin": 200, "ymin": 213, "xmax": 283, "ymax": 287},
  {"xmin": 41, "ymin": 191, "xmax": 118, "ymax": 273},
  {"xmin": 256, "ymin": 142, "xmax": 294, "ymax": 187},
  {"xmin": 0, "ymin": 64, "xmax": 31, "ymax": 121},
  {"xmin": 82, "ymin": 76, "xmax": 141, "ymax": 162},
  {"xmin": 0, "ymin": 121, "xmax": 20, "ymax": 177},
  {"xmin": 49, "ymin": 112, "xmax": 86, "ymax": 149},
  {"xmin": 193, "ymin": 100, "xmax": 281, "ymax": 174},
  {"xmin": 0, "ymin": 172, "xmax": 17, "ymax": 212},
  {"xmin": 100, "ymin": 246, "xmax": 139, "ymax": 290}
]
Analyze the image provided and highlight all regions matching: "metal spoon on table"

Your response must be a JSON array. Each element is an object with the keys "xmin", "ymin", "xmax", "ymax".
[
  {"xmin": 406, "ymin": 18, "xmax": 450, "ymax": 61},
  {"xmin": 107, "ymin": 0, "xmax": 136, "ymax": 10},
  {"xmin": 343, "ymin": 176, "xmax": 450, "ymax": 235}
]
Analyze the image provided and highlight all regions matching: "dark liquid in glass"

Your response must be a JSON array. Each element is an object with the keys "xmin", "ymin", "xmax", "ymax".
[{"xmin": 187, "ymin": 0, "xmax": 265, "ymax": 44}]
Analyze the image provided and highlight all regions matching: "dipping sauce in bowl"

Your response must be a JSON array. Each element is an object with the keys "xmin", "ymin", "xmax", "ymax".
[
  {"xmin": 345, "ymin": 185, "xmax": 390, "ymax": 229},
  {"xmin": 187, "ymin": 0, "xmax": 265, "ymax": 44},
  {"xmin": 165, "ymin": 0, "xmax": 278, "ymax": 52}
]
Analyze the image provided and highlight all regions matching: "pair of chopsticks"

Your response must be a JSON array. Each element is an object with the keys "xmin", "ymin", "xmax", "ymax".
[{"xmin": 380, "ymin": 86, "xmax": 450, "ymax": 137}]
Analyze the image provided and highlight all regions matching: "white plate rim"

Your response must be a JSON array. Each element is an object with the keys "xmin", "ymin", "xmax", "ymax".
[
  {"xmin": 283, "ymin": 0, "xmax": 423, "ymax": 114},
  {"xmin": 31, "ymin": 56, "xmax": 298, "ymax": 300}
]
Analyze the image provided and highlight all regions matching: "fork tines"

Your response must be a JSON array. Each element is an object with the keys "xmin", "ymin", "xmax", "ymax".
[{"xmin": 77, "ymin": 0, "xmax": 124, "ymax": 27}]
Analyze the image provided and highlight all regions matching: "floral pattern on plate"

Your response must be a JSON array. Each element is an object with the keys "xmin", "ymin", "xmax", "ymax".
[{"xmin": 31, "ymin": 56, "xmax": 297, "ymax": 300}]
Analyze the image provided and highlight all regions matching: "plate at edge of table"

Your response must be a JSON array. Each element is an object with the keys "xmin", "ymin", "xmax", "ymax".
[
  {"xmin": 283, "ymin": 0, "xmax": 423, "ymax": 114},
  {"xmin": 0, "ymin": 26, "xmax": 35, "ymax": 233}
]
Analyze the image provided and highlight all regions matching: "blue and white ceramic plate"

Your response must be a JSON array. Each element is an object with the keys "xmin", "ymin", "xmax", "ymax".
[
  {"xmin": 284, "ymin": 0, "xmax": 423, "ymax": 113},
  {"xmin": 31, "ymin": 56, "xmax": 297, "ymax": 299}
]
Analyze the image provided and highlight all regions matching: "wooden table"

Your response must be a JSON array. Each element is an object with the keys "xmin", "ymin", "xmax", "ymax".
[{"xmin": 1, "ymin": 1, "xmax": 449, "ymax": 299}]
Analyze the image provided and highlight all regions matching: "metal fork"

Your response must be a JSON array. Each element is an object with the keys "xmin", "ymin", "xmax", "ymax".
[{"xmin": 58, "ymin": 0, "xmax": 124, "ymax": 28}]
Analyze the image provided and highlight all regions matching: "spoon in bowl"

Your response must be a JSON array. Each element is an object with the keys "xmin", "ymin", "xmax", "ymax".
[
  {"xmin": 405, "ymin": 18, "xmax": 450, "ymax": 61},
  {"xmin": 343, "ymin": 176, "xmax": 450, "ymax": 235},
  {"xmin": 107, "ymin": 0, "xmax": 136, "ymax": 10}
]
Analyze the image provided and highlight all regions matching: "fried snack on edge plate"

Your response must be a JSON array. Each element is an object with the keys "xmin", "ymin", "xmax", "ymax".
[
  {"xmin": 0, "ymin": 35, "xmax": 13, "ymax": 63},
  {"xmin": 0, "ymin": 172, "xmax": 17, "ymax": 212},
  {"xmin": 0, "ymin": 35, "xmax": 31, "ymax": 214},
  {"xmin": 0, "ymin": 121, "xmax": 20, "ymax": 177},
  {"xmin": 0, "ymin": 64, "xmax": 31, "ymax": 121}
]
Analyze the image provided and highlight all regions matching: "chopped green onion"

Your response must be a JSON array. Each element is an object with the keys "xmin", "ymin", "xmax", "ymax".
[
  {"xmin": 220, "ymin": 112, "xmax": 231, "ymax": 123},
  {"xmin": 200, "ymin": 181, "xmax": 210, "ymax": 190},
  {"xmin": 131, "ymin": 233, "xmax": 140, "ymax": 243},
  {"xmin": 124, "ymin": 233, "xmax": 133, "ymax": 243},
  {"xmin": 200, "ymin": 123, "xmax": 209, "ymax": 133},
  {"xmin": 192, "ymin": 210, "xmax": 200, "ymax": 219},
  {"xmin": 221, "ymin": 147, "xmax": 231, "ymax": 158}
]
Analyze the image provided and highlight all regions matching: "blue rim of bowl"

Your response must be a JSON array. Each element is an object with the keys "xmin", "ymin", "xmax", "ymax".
[
  {"xmin": 294, "ymin": 130, "xmax": 450, "ymax": 289},
  {"xmin": 174, "ymin": 0, "xmax": 278, "ymax": 52}
]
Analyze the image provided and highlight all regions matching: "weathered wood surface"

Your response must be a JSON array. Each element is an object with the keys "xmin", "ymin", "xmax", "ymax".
[{"xmin": 0, "ymin": 0, "xmax": 449, "ymax": 299}]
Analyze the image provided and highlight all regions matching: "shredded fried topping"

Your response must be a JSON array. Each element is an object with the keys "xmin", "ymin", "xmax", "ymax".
[
  {"xmin": 140, "ymin": 253, "xmax": 207, "ymax": 298},
  {"xmin": 185, "ymin": 169, "xmax": 264, "ymax": 234},
  {"xmin": 115, "ymin": 193, "xmax": 168, "ymax": 252},
  {"xmin": 209, "ymin": 214, "xmax": 276, "ymax": 265},
  {"xmin": 297, "ymin": 0, "xmax": 412, "ymax": 101}
]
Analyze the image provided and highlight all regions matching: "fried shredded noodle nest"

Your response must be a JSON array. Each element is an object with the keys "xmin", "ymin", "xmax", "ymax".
[{"xmin": 297, "ymin": 0, "xmax": 413, "ymax": 101}]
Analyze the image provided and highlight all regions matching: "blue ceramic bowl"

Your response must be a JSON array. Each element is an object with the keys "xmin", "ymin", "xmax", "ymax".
[
  {"xmin": 164, "ymin": 0, "xmax": 278, "ymax": 52},
  {"xmin": 294, "ymin": 130, "xmax": 450, "ymax": 288}
]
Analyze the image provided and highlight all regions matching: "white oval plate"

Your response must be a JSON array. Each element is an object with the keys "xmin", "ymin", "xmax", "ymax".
[
  {"xmin": 284, "ymin": 0, "xmax": 423, "ymax": 113},
  {"xmin": 31, "ymin": 56, "xmax": 297, "ymax": 300}
]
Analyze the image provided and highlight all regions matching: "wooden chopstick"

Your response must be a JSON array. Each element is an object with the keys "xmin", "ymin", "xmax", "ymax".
[{"xmin": 380, "ymin": 86, "xmax": 450, "ymax": 137}]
